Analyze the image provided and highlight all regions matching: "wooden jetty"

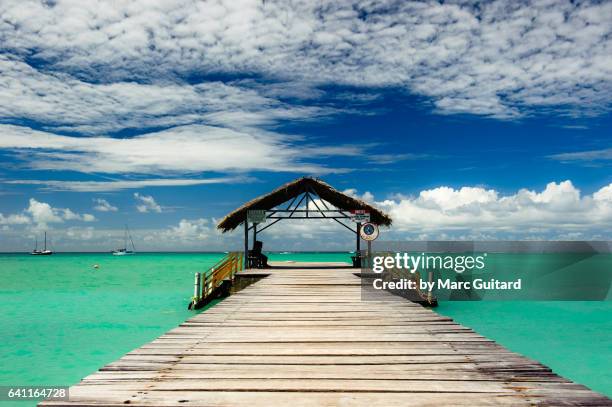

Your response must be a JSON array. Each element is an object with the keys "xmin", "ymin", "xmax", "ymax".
[{"xmin": 41, "ymin": 263, "xmax": 611, "ymax": 406}]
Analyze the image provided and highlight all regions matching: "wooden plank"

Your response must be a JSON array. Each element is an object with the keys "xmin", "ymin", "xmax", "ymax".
[
  {"xmin": 39, "ymin": 264, "xmax": 611, "ymax": 407},
  {"xmin": 84, "ymin": 367, "xmax": 566, "ymax": 382},
  {"xmin": 56, "ymin": 379, "xmax": 588, "ymax": 393},
  {"xmin": 38, "ymin": 390, "xmax": 551, "ymax": 406}
]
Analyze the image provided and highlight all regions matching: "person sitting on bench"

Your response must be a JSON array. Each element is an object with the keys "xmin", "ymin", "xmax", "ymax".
[{"xmin": 248, "ymin": 240, "xmax": 268, "ymax": 268}]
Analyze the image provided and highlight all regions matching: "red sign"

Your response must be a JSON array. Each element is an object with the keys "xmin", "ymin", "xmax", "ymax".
[{"xmin": 350, "ymin": 209, "xmax": 370, "ymax": 222}]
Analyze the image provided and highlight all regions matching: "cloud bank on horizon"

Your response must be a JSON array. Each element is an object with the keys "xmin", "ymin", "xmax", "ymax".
[
  {"xmin": 0, "ymin": 0, "xmax": 611, "ymax": 248},
  {"xmin": 2, "ymin": 180, "xmax": 612, "ymax": 250}
]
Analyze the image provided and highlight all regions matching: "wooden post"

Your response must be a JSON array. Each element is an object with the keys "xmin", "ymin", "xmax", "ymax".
[
  {"xmin": 231, "ymin": 254, "xmax": 236, "ymax": 281},
  {"xmin": 208, "ymin": 268, "xmax": 214, "ymax": 294},
  {"xmin": 193, "ymin": 272, "xmax": 201, "ymax": 304},
  {"xmin": 355, "ymin": 222, "xmax": 362, "ymax": 268},
  {"xmin": 253, "ymin": 223, "xmax": 257, "ymax": 248},
  {"xmin": 356, "ymin": 222, "xmax": 361, "ymax": 254},
  {"xmin": 427, "ymin": 270, "xmax": 434, "ymax": 303},
  {"xmin": 244, "ymin": 221, "xmax": 249, "ymax": 269},
  {"xmin": 367, "ymin": 240, "xmax": 372, "ymax": 269}
]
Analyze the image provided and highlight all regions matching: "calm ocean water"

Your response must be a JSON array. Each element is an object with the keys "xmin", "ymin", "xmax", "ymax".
[{"xmin": 0, "ymin": 252, "xmax": 610, "ymax": 405}]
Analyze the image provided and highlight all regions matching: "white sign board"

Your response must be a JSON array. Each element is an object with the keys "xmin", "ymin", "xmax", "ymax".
[
  {"xmin": 350, "ymin": 210, "xmax": 370, "ymax": 223},
  {"xmin": 359, "ymin": 222, "xmax": 379, "ymax": 241},
  {"xmin": 247, "ymin": 210, "xmax": 267, "ymax": 224}
]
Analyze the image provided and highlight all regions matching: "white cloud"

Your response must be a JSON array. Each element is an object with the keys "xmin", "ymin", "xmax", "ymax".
[
  {"xmin": 26, "ymin": 198, "xmax": 63, "ymax": 225},
  {"xmin": 164, "ymin": 218, "xmax": 211, "ymax": 240},
  {"xmin": 594, "ymin": 185, "xmax": 612, "ymax": 202},
  {"xmin": 1, "ymin": 1, "xmax": 609, "ymax": 187},
  {"xmin": 0, "ymin": 56, "xmax": 336, "ymax": 135},
  {"xmin": 0, "ymin": 213, "xmax": 30, "ymax": 225},
  {"xmin": 63, "ymin": 208, "xmax": 95, "ymax": 222},
  {"xmin": 7, "ymin": 176, "xmax": 250, "ymax": 192},
  {"xmin": 134, "ymin": 193, "xmax": 162, "ymax": 213},
  {"xmin": 373, "ymin": 181, "xmax": 612, "ymax": 235},
  {"xmin": 65, "ymin": 226, "xmax": 95, "ymax": 241},
  {"xmin": 549, "ymin": 148, "xmax": 612, "ymax": 163},
  {"xmin": 0, "ymin": 0, "xmax": 610, "ymax": 119},
  {"xmin": 0, "ymin": 124, "xmax": 349, "ymax": 175},
  {"xmin": 343, "ymin": 188, "xmax": 374, "ymax": 203},
  {"xmin": 417, "ymin": 186, "xmax": 498, "ymax": 211},
  {"xmin": 92, "ymin": 198, "xmax": 118, "ymax": 212},
  {"xmin": 366, "ymin": 154, "xmax": 430, "ymax": 165},
  {"xmin": 24, "ymin": 198, "xmax": 96, "ymax": 228}
]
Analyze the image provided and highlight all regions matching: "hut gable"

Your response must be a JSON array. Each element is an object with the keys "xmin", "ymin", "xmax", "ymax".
[{"xmin": 217, "ymin": 177, "xmax": 392, "ymax": 232}]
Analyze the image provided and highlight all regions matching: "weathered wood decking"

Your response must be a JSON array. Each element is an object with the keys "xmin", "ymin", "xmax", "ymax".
[{"xmin": 41, "ymin": 263, "xmax": 610, "ymax": 406}]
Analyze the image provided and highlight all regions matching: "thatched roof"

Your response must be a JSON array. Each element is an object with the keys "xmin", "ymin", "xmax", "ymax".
[{"xmin": 217, "ymin": 177, "xmax": 392, "ymax": 232}]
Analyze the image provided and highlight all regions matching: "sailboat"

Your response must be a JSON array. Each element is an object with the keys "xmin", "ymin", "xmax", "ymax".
[
  {"xmin": 112, "ymin": 225, "xmax": 135, "ymax": 256},
  {"xmin": 31, "ymin": 232, "xmax": 53, "ymax": 255}
]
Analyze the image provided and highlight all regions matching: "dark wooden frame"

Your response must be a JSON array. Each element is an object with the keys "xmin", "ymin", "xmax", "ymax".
[{"xmin": 243, "ymin": 186, "xmax": 362, "ymax": 268}]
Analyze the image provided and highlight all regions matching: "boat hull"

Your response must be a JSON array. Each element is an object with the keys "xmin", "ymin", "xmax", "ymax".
[{"xmin": 112, "ymin": 251, "xmax": 134, "ymax": 256}]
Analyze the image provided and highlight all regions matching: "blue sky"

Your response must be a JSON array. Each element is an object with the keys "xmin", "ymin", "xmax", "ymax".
[{"xmin": 0, "ymin": 0, "xmax": 611, "ymax": 251}]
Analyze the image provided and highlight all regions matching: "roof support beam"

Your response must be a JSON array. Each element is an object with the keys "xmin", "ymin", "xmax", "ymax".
[
  {"xmin": 332, "ymin": 218, "xmax": 357, "ymax": 234},
  {"xmin": 308, "ymin": 186, "xmax": 357, "ymax": 233},
  {"xmin": 289, "ymin": 192, "xmax": 307, "ymax": 217},
  {"xmin": 256, "ymin": 217, "xmax": 282, "ymax": 233}
]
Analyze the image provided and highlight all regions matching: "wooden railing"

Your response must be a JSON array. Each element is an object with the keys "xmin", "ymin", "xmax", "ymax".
[{"xmin": 189, "ymin": 252, "xmax": 244, "ymax": 309}]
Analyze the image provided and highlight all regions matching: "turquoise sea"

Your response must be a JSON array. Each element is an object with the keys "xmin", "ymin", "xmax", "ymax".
[{"xmin": 0, "ymin": 252, "xmax": 610, "ymax": 406}]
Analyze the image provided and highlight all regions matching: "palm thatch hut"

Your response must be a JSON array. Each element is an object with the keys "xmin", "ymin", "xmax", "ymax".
[{"xmin": 217, "ymin": 177, "xmax": 392, "ymax": 267}]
